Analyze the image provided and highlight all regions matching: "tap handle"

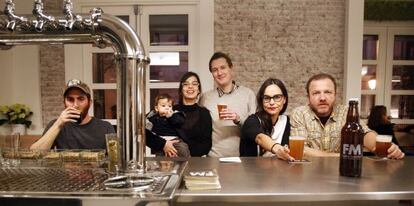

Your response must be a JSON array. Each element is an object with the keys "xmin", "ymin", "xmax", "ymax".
[
  {"xmin": 63, "ymin": 0, "xmax": 74, "ymax": 18},
  {"xmin": 4, "ymin": 0, "xmax": 27, "ymax": 22},
  {"xmin": 33, "ymin": 0, "xmax": 54, "ymax": 21}
]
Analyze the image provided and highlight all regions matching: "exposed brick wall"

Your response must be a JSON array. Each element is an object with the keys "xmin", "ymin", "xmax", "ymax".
[
  {"xmin": 38, "ymin": 0, "xmax": 346, "ymax": 126},
  {"xmin": 214, "ymin": 0, "xmax": 345, "ymax": 113},
  {"xmin": 40, "ymin": 1, "xmax": 65, "ymax": 126}
]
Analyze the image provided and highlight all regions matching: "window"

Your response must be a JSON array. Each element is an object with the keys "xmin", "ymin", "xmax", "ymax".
[
  {"xmin": 141, "ymin": 5, "xmax": 196, "ymax": 111},
  {"xmin": 363, "ymin": 23, "xmax": 414, "ymax": 148},
  {"xmin": 66, "ymin": 1, "xmax": 213, "ymax": 127}
]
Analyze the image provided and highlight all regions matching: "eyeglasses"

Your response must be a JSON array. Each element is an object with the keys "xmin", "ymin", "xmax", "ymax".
[
  {"xmin": 67, "ymin": 79, "xmax": 82, "ymax": 87},
  {"xmin": 263, "ymin": 94, "xmax": 284, "ymax": 103},
  {"xmin": 182, "ymin": 81, "xmax": 200, "ymax": 87}
]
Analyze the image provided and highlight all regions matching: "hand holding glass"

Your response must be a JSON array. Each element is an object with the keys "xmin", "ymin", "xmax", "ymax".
[{"xmin": 375, "ymin": 135, "xmax": 392, "ymax": 158}]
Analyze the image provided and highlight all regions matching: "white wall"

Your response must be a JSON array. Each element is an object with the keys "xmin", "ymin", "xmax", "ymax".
[
  {"xmin": 0, "ymin": 46, "xmax": 42, "ymax": 135},
  {"xmin": 343, "ymin": 0, "xmax": 364, "ymax": 103},
  {"xmin": 0, "ymin": 0, "xmax": 42, "ymax": 135}
]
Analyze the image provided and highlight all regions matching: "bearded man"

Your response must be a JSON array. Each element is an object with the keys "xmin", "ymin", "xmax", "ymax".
[{"xmin": 31, "ymin": 79, "xmax": 114, "ymax": 150}]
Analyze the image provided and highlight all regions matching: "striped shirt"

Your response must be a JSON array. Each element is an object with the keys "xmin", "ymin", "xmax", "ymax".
[{"xmin": 290, "ymin": 104, "xmax": 370, "ymax": 153}]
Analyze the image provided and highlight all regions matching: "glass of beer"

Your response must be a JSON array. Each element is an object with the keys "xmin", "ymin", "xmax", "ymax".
[
  {"xmin": 217, "ymin": 103, "xmax": 227, "ymax": 120},
  {"xmin": 375, "ymin": 135, "xmax": 392, "ymax": 158},
  {"xmin": 289, "ymin": 136, "xmax": 305, "ymax": 160},
  {"xmin": 105, "ymin": 133, "xmax": 121, "ymax": 172}
]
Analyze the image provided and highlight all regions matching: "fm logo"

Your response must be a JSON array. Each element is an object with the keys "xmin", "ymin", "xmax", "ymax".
[{"xmin": 342, "ymin": 144, "xmax": 362, "ymax": 156}]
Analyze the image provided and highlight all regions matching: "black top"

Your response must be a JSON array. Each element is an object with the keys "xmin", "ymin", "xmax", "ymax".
[
  {"xmin": 146, "ymin": 104, "xmax": 212, "ymax": 156},
  {"xmin": 44, "ymin": 117, "xmax": 115, "ymax": 149},
  {"xmin": 147, "ymin": 110, "xmax": 185, "ymax": 137},
  {"xmin": 174, "ymin": 103, "xmax": 213, "ymax": 156},
  {"xmin": 240, "ymin": 114, "xmax": 290, "ymax": 156}
]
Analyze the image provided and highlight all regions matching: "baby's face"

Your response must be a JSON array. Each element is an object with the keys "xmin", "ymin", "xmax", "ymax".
[{"xmin": 155, "ymin": 98, "xmax": 173, "ymax": 117}]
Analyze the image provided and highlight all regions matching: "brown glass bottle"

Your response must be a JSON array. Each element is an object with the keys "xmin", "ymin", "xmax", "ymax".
[{"xmin": 339, "ymin": 99, "xmax": 364, "ymax": 177}]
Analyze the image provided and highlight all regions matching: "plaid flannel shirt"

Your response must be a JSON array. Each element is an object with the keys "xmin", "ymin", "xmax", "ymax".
[{"xmin": 290, "ymin": 104, "xmax": 370, "ymax": 153}]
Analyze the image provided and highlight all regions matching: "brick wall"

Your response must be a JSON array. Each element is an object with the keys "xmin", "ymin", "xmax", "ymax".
[
  {"xmin": 214, "ymin": 0, "xmax": 345, "ymax": 113},
  {"xmin": 38, "ymin": 0, "xmax": 346, "ymax": 125},
  {"xmin": 40, "ymin": 1, "xmax": 65, "ymax": 126}
]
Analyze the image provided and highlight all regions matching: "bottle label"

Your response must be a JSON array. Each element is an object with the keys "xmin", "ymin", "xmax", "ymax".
[{"xmin": 342, "ymin": 144, "xmax": 362, "ymax": 156}]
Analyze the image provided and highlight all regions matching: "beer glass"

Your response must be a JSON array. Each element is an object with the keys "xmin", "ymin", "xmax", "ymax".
[
  {"xmin": 375, "ymin": 135, "xmax": 392, "ymax": 158},
  {"xmin": 217, "ymin": 103, "xmax": 227, "ymax": 120},
  {"xmin": 0, "ymin": 133, "xmax": 21, "ymax": 166},
  {"xmin": 289, "ymin": 136, "xmax": 305, "ymax": 160},
  {"xmin": 106, "ymin": 133, "xmax": 121, "ymax": 172}
]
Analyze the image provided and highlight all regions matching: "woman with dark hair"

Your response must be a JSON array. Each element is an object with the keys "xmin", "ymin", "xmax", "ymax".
[
  {"xmin": 174, "ymin": 71, "xmax": 213, "ymax": 156},
  {"xmin": 368, "ymin": 105, "xmax": 399, "ymax": 145},
  {"xmin": 146, "ymin": 72, "xmax": 212, "ymax": 157},
  {"xmin": 240, "ymin": 78, "xmax": 293, "ymax": 160}
]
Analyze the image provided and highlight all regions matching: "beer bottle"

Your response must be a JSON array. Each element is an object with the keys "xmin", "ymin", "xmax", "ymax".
[{"xmin": 339, "ymin": 99, "xmax": 364, "ymax": 177}]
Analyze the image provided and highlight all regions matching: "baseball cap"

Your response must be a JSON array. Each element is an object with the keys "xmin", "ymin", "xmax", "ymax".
[{"xmin": 63, "ymin": 79, "xmax": 91, "ymax": 97}]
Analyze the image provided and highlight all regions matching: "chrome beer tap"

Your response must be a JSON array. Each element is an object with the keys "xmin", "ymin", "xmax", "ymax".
[
  {"xmin": 4, "ymin": 0, "xmax": 28, "ymax": 31},
  {"xmin": 59, "ymin": 0, "xmax": 82, "ymax": 30},
  {"xmin": 32, "ymin": 0, "xmax": 55, "ymax": 32}
]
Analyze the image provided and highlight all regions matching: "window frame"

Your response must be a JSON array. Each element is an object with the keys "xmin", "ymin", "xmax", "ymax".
[{"xmin": 363, "ymin": 21, "xmax": 414, "ymax": 124}]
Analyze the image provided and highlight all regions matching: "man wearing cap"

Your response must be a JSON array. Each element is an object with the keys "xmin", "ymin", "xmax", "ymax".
[{"xmin": 31, "ymin": 79, "xmax": 115, "ymax": 150}]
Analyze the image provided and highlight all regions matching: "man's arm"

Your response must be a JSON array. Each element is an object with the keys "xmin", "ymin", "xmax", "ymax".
[
  {"xmin": 30, "ymin": 120, "xmax": 62, "ymax": 150},
  {"xmin": 363, "ymin": 131, "xmax": 405, "ymax": 159},
  {"xmin": 30, "ymin": 107, "xmax": 79, "ymax": 150}
]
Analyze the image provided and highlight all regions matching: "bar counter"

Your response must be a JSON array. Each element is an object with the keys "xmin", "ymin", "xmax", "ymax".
[
  {"xmin": 176, "ymin": 157, "xmax": 414, "ymax": 204},
  {"xmin": 0, "ymin": 157, "xmax": 413, "ymax": 205}
]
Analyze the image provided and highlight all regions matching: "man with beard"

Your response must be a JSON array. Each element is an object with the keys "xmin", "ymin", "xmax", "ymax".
[
  {"xmin": 290, "ymin": 73, "xmax": 404, "ymax": 159},
  {"xmin": 31, "ymin": 79, "xmax": 114, "ymax": 150}
]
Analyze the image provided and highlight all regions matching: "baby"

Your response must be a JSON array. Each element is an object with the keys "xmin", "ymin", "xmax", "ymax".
[{"xmin": 146, "ymin": 94, "xmax": 190, "ymax": 157}]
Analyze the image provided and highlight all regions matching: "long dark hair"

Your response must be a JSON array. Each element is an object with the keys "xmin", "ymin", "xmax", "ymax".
[
  {"xmin": 178, "ymin": 71, "xmax": 202, "ymax": 105},
  {"xmin": 256, "ymin": 78, "xmax": 289, "ymax": 134},
  {"xmin": 367, "ymin": 105, "xmax": 390, "ymax": 129}
]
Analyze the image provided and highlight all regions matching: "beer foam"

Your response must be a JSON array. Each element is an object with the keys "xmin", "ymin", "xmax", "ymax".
[
  {"xmin": 376, "ymin": 135, "xmax": 392, "ymax": 142},
  {"xmin": 289, "ymin": 136, "xmax": 306, "ymax": 140}
]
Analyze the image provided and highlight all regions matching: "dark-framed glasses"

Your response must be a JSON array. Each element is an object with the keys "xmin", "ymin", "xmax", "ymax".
[
  {"xmin": 182, "ymin": 81, "xmax": 200, "ymax": 87},
  {"xmin": 67, "ymin": 79, "xmax": 82, "ymax": 87},
  {"xmin": 263, "ymin": 94, "xmax": 284, "ymax": 103}
]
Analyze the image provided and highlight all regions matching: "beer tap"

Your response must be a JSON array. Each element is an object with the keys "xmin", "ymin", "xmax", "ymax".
[
  {"xmin": 32, "ymin": 0, "xmax": 55, "ymax": 32},
  {"xmin": 4, "ymin": 0, "xmax": 28, "ymax": 31},
  {"xmin": 59, "ymin": 0, "xmax": 82, "ymax": 30}
]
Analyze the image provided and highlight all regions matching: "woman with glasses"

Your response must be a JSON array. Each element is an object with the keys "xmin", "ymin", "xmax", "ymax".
[
  {"xmin": 146, "ymin": 72, "xmax": 212, "ymax": 157},
  {"xmin": 240, "ymin": 78, "xmax": 293, "ymax": 160}
]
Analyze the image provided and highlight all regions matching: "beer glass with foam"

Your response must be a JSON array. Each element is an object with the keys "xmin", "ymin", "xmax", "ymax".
[
  {"xmin": 217, "ymin": 103, "xmax": 227, "ymax": 120},
  {"xmin": 289, "ymin": 136, "xmax": 305, "ymax": 160},
  {"xmin": 376, "ymin": 135, "xmax": 392, "ymax": 158}
]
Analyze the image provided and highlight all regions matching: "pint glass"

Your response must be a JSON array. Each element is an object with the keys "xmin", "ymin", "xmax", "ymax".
[
  {"xmin": 376, "ymin": 135, "xmax": 392, "ymax": 158},
  {"xmin": 217, "ymin": 103, "xmax": 227, "ymax": 120},
  {"xmin": 289, "ymin": 136, "xmax": 305, "ymax": 160}
]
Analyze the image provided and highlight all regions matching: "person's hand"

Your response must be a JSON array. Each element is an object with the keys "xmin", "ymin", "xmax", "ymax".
[
  {"xmin": 163, "ymin": 139, "xmax": 179, "ymax": 157},
  {"xmin": 274, "ymin": 144, "xmax": 294, "ymax": 161},
  {"xmin": 220, "ymin": 108, "xmax": 241, "ymax": 124},
  {"xmin": 56, "ymin": 106, "xmax": 80, "ymax": 127},
  {"xmin": 165, "ymin": 108, "xmax": 174, "ymax": 118},
  {"xmin": 387, "ymin": 143, "xmax": 405, "ymax": 159}
]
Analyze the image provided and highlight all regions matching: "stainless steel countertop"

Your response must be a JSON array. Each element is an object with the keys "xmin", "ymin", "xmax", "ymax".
[{"xmin": 176, "ymin": 157, "xmax": 414, "ymax": 203}]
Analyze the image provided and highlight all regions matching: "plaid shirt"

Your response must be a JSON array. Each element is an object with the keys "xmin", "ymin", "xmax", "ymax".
[{"xmin": 290, "ymin": 104, "xmax": 370, "ymax": 153}]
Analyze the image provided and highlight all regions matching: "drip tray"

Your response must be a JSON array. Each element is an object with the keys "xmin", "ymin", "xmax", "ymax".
[
  {"xmin": 0, "ymin": 159, "xmax": 187, "ymax": 200},
  {"xmin": 104, "ymin": 175, "xmax": 166, "ymax": 192}
]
